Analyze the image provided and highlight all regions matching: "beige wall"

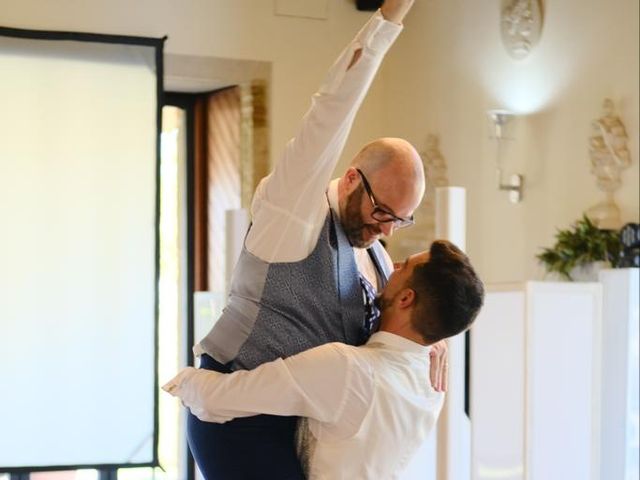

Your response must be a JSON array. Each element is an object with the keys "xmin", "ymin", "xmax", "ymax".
[
  {"xmin": 2, "ymin": 0, "xmax": 638, "ymax": 283},
  {"xmin": 382, "ymin": 0, "xmax": 639, "ymax": 283}
]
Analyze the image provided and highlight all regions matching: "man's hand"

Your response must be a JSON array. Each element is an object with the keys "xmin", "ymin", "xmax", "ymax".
[
  {"xmin": 429, "ymin": 340, "xmax": 448, "ymax": 392},
  {"xmin": 380, "ymin": 0, "xmax": 415, "ymax": 25}
]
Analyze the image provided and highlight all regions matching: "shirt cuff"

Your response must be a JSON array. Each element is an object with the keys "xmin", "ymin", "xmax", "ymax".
[
  {"xmin": 162, "ymin": 366, "xmax": 206, "ymax": 402},
  {"xmin": 355, "ymin": 9, "xmax": 404, "ymax": 53}
]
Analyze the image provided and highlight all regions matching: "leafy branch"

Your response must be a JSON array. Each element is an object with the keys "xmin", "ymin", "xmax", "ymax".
[{"xmin": 536, "ymin": 215, "xmax": 621, "ymax": 280}]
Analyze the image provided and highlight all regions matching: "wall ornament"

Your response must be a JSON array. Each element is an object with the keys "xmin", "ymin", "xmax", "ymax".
[
  {"xmin": 500, "ymin": 0, "xmax": 544, "ymax": 60},
  {"xmin": 586, "ymin": 98, "xmax": 632, "ymax": 230}
]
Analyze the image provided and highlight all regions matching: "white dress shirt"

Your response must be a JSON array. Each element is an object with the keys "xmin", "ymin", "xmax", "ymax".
[
  {"xmin": 165, "ymin": 332, "xmax": 444, "ymax": 479},
  {"xmin": 244, "ymin": 10, "xmax": 400, "ymax": 288}
]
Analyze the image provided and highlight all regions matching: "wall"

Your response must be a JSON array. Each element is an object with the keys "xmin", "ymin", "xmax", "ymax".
[
  {"xmin": 382, "ymin": 0, "xmax": 639, "ymax": 283},
  {"xmin": 2, "ymin": 0, "xmax": 638, "ymax": 283},
  {"xmin": 0, "ymin": 0, "xmax": 388, "ymax": 173}
]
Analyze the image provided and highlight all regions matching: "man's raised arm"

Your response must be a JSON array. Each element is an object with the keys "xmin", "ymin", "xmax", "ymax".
[{"xmin": 246, "ymin": 1, "xmax": 415, "ymax": 263}]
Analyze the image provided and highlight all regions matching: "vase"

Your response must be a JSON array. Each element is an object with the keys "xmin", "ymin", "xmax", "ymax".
[{"xmin": 569, "ymin": 261, "xmax": 611, "ymax": 281}]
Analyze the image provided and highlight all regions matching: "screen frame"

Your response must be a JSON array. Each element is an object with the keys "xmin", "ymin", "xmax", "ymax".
[{"xmin": 0, "ymin": 25, "xmax": 165, "ymax": 474}]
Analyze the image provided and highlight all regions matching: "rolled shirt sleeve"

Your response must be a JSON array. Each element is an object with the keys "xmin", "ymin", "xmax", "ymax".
[{"xmin": 163, "ymin": 343, "xmax": 372, "ymax": 426}]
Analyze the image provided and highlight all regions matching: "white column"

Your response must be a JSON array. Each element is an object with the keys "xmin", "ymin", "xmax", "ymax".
[
  {"xmin": 435, "ymin": 187, "xmax": 471, "ymax": 480},
  {"xmin": 435, "ymin": 186, "xmax": 466, "ymax": 251}
]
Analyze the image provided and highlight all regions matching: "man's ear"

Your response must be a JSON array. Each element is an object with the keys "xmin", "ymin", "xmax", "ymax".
[
  {"xmin": 340, "ymin": 167, "xmax": 361, "ymax": 197},
  {"xmin": 397, "ymin": 288, "xmax": 416, "ymax": 309},
  {"xmin": 345, "ymin": 166, "xmax": 360, "ymax": 185}
]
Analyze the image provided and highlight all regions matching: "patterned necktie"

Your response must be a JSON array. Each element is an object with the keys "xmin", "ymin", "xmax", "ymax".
[{"xmin": 359, "ymin": 273, "xmax": 381, "ymax": 341}]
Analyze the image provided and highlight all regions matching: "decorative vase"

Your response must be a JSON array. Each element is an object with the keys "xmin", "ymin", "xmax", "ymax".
[{"xmin": 569, "ymin": 261, "xmax": 611, "ymax": 282}]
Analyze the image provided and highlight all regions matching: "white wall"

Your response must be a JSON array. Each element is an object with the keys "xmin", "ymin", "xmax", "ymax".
[
  {"xmin": 382, "ymin": 0, "xmax": 639, "ymax": 283},
  {"xmin": 2, "ymin": 0, "xmax": 638, "ymax": 283},
  {"xmin": 0, "ymin": 0, "xmax": 388, "ymax": 173}
]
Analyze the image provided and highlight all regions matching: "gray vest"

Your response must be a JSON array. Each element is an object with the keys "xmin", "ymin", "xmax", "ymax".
[{"xmin": 199, "ymin": 210, "xmax": 391, "ymax": 371}]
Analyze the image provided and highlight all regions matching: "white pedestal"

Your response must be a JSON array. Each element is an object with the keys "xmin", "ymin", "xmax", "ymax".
[
  {"xmin": 525, "ymin": 282, "xmax": 602, "ymax": 480},
  {"xmin": 599, "ymin": 269, "xmax": 639, "ymax": 480},
  {"xmin": 471, "ymin": 286, "xmax": 525, "ymax": 480},
  {"xmin": 471, "ymin": 281, "xmax": 603, "ymax": 480}
]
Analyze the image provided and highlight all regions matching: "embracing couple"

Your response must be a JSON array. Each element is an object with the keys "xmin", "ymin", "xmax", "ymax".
[{"xmin": 164, "ymin": 1, "xmax": 484, "ymax": 478}]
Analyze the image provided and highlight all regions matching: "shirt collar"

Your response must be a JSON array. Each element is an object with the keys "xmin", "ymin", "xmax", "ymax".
[
  {"xmin": 366, "ymin": 331, "xmax": 431, "ymax": 354},
  {"xmin": 327, "ymin": 178, "xmax": 341, "ymax": 220}
]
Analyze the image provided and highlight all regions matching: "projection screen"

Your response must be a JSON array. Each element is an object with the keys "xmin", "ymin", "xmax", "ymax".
[{"xmin": 0, "ymin": 29, "xmax": 163, "ymax": 470}]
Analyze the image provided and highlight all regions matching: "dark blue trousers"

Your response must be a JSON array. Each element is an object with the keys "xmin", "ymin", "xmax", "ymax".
[{"xmin": 187, "ymin": 354, "xmax": 306, "ymax": 480}]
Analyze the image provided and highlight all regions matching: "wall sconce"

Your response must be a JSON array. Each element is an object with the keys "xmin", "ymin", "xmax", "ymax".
[{"xmin": 487, "ymin": 109, "xmax": 524, "ymax": 203}]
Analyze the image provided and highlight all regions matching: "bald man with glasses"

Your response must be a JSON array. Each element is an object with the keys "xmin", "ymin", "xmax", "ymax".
[{"xmin": 186, "ymin": 1, "xmax": 448, "ymax": 478}]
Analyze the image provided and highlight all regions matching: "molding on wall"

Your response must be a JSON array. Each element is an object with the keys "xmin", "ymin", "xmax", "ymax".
[{"xmin": 164, "ymin": 53, "xmax": 270, "ymax": 94}]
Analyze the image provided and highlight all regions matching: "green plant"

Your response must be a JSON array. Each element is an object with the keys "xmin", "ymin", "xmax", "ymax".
[{"xmin": 537, "ymin": 214, "xmax": 621, "ymax": 280}]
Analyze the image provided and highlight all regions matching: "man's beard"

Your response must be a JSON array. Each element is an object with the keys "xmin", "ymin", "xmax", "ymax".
[
  {"xmin": 374, "ymin": 293, "xmax": 390, "ymax": 313},
  {"xmin": 342, "ymin": 185, "xmax": 381, "ymax": 248}
]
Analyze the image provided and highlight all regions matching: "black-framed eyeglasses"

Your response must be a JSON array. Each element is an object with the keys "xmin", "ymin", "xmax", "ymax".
[{"xmin": 356, "ymin": 168, "xmax": 415, "ymax": 229}]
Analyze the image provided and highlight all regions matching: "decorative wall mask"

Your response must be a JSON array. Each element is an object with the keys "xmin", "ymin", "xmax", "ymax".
[
  {"xmin": 500, "ymin": 0, "xmax": 544, "ymax": 60},
  {"xmin": 587, "ymin": 98, "xmax": 632, "ymax": 229}
]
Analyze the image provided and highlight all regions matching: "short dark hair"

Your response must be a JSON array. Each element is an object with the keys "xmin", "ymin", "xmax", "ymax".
[{"xmin": 408, "ymin": 240, "xmax": 484, "ymax": 344}]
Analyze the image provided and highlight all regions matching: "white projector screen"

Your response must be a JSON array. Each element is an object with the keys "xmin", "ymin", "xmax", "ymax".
[{"xmin": 0, "ymin": 30, "xmax": 162, "ymax": 470}]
